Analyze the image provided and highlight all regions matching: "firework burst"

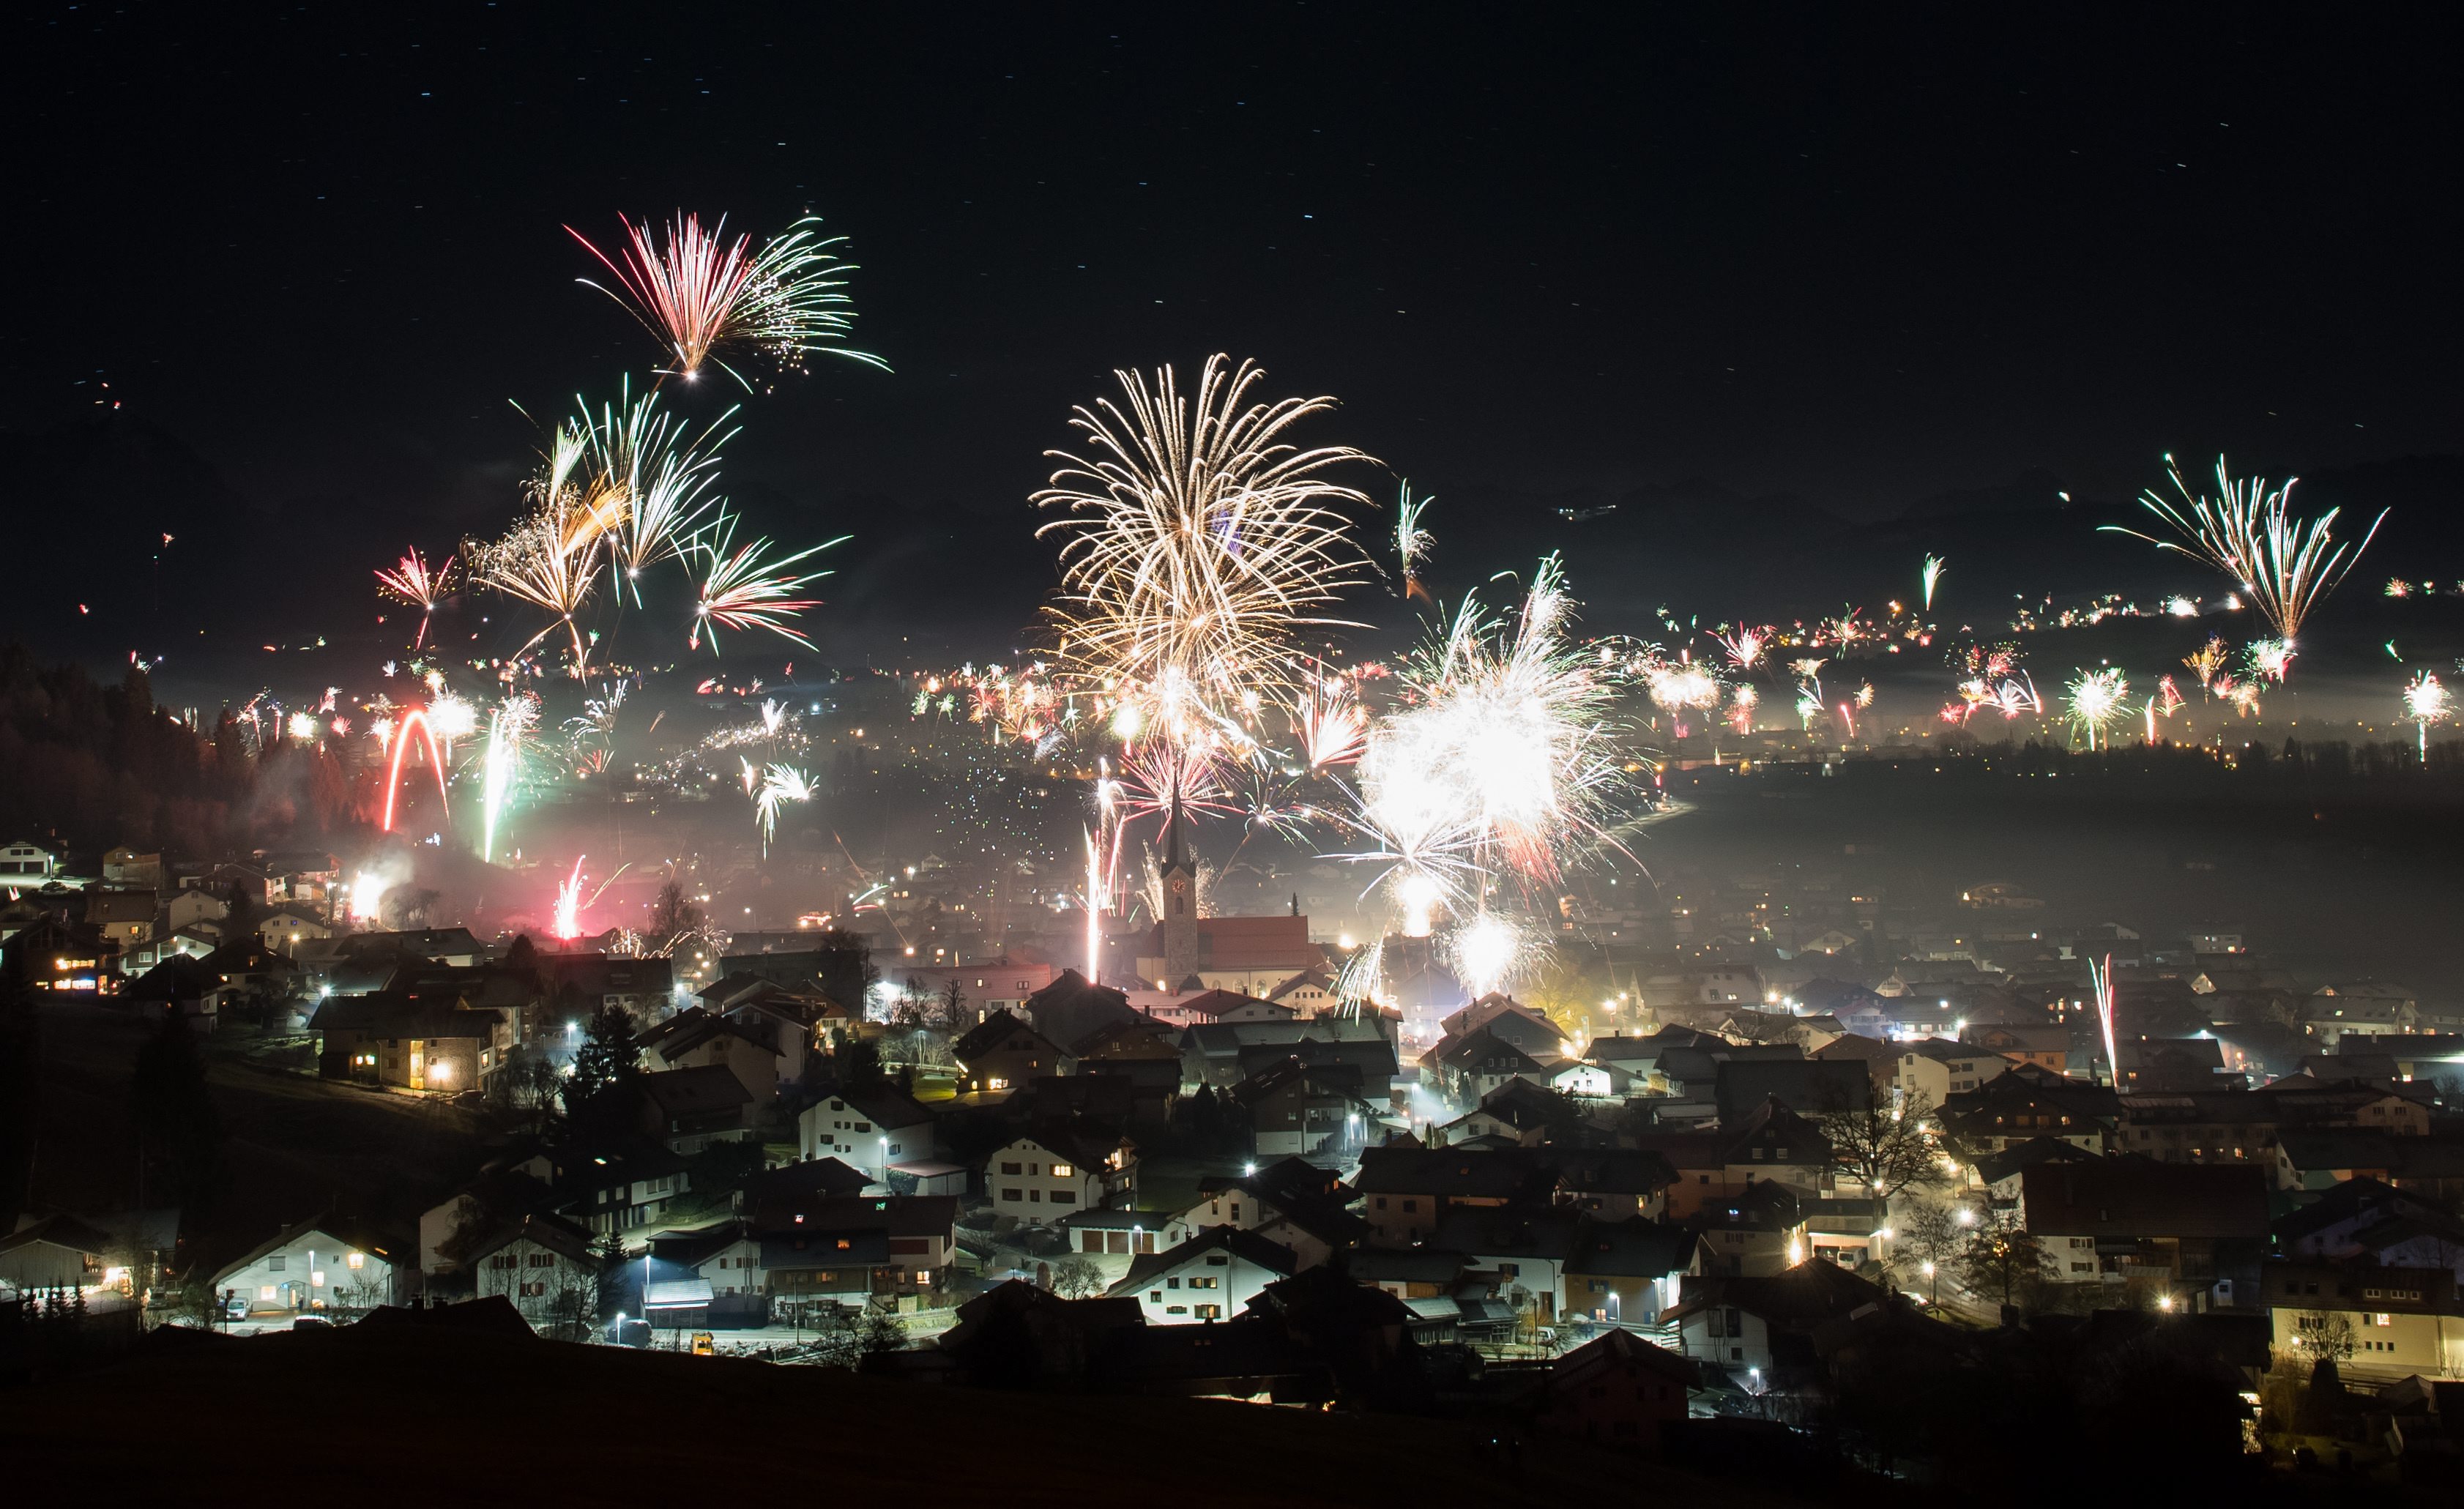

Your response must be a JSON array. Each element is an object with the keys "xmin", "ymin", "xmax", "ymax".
[
  {"xmin": 2405, "ymin": 671, "xmax": 2451, "ymax": 757},
  {"xmin": 1034, "ymin": 354, "xmax": 1375, "ymax": 751},
  {"xmin": 2065, "ymin": 668, "xmax": 2129, "ymax": 751},
  {"xmin": 1395, "ymin": 482, "xmax": 1434, "ymax": 603},
  {"xmin": 753, "ymin": 763, "xmax": 818, "ymax": 854},
  {"xmin": 687, "ymin": 511, "xmax": 842, "ymax": 652},
  {"xmin": 2106, "ymin": 453, "xmax": 2386, "ymax": 644},
  {"xmin": 1921, "ymin": 554, "xmax": 1947, "ymax": 613},
  {"xmin": 568, "ymin": 212, "xmax": 886, "ymax": 386},
  {"xmin": 373, "ymin": 547, "xmax": 455, "ymax": 648}
]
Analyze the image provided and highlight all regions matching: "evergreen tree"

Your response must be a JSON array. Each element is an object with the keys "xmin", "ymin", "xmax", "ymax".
[{"xmin": 562, "ymin": 1003, "xmax": 642, "ymax": 1122}]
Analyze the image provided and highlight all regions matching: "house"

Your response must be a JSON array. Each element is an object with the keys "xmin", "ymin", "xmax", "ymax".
[
  {"xmin": 554, "ymin": 1140, "xmax": 691, "ymax": 1234},
  {"xmin": 887, "ymin": 958, "xmax": 1063, "ymax": 1027},
  {"xmin": 1351, "ymin": 1146, "xmax": 1555, "ymax": 1245},
  {"xmin": 1165, "ymin": 1158, "xmax": 1366, "ymax": 1270},
  {"xmin": 2265, "ymin": 1262, "xmax": 2464, "ymax": 1379},
  {"xmin": 987, "ymin": 1126, "xmax": 1136, "ymax": 1227},
  {"xmin": 335, "ymin": 927, "xmax": 487, "ymax": 969},
  {"xmin": 1549, "ymin": 1148, "xmax": 1678, "ymax": 1221},
  {"xmin": 762, "ymin": 1227, "xmax": 887, "ymax": 1317},
  {"xmin": 797, "ymin": 1086, "xmax": 938, "ymax": 1178},
  {"xmin": 1940, "ymin": 1064, "xmax": 2120, "ymax": 1155},
  {"xmin": 1432, "ymin": 994, "xmax": 1572, "ymax": 1062},
  {"xmin": 308, "ymin": 995, "xmax": 510, "ymax": 1092},
  {"xmin": 1128, "ymin": 987, "xmax": 1297, "ymax": 1029},
  {"xmin": 1536, "ymin": 1329, "xmax": 1697, "ymax": 1451},
  {"xmin": 1425, "ymin": 1024, "xmax": 1560, "ymax": 1103},
  {"xmin": 1566, "ymin": 1216, "xmax": 1693, "ymax": 1327},
  {"xmin": 2301, "ymin": 983, "xmax": 2420, "ymax": 1048},
  {"xmin": 1667, "ymin": 1258, "xmax": 1892, "ymax": 1383},
  {"xmin": 0, "ymin": 840, "xmax": 59, "ymax": 878},
  {"xmin": 1112, "ymin": 1226, "xmax": 1303, "ymax": 1324},
  {"xmin": 0, "ymin": 1208, "xmax": 117, "ymax": 1292},
  {"xmin": 417, "ymin": 1157, "xmax": 559, "ymax": 1275},
  {"xmin": 1891, "ymin": 1038, "xmax": 2012, "ymax": 1104},
  {"xmin": 647, "ymin": 1219, "xmax": 773, "ymax": 1324},
  {"xmin": 951, "ymin": 1007, "xmax": 1075, "ymax": 1094},
  {"xmin": 2019, "ymin": 1160, "xmax": 2270, "ymax": 1300},
  {"xmin": 699, "ymin": 974, "xmax": 841, "ymax": 1084},
  {"xmin": 83, "ymin": 889, "xmax": 157, "ymax": 955},
  {"xmin": 1233, "ymin": 1057, "xmax": 1377, "ymax": 1161},
  {"xmin": 779, "ymin": 1194, "xmax": 960, "ymax": 1292},
  {"xmin": 209, "ymin": 1217, "xmax": 398, "ymax": 1316},
  {"xmin": 1443, "ymin": 1078, "xmax": 1596, "ymax": 1147},
  {"xmin": 1960, "ymin": 1020, "xmax": 2072, "ymax": 1076},
  {"xmin": 2271, "ymin": 1177, "xmax": 2464, "ymax": 1281},
  {"xmin": 256, "ymin": 905, "xmax": 333, "ymax": 957},
  {"xmin": 535, "ymin": 951, "xmax": 677, "ymax": 1018},
  {"xmin": 638, "ymin": 1009, "xmax": 781, "ymax": 1101},
  {"xmin": 1689, "ymin": 1182, "xmax": 1811, "ymax": 1278},
  {"xmin": 2274, "ymin": 1130, "xmax": 2464, "ymax": 1201},
  {"xmin": 1549, "ymin": 1059, "xmax": 1633, "ymax": 1100},
  {"xmin": 1179, "ymin": 1016, "xmax": 1398, "ymax": 1093},
  {"xmin": 165, "ymin": 887, "xmax": 230, "ymax": 936},
  {"xmin": 1071, "ymin": 1015, "xmax": 1188, "ymax": 1117},
  {"xmin": 1632, "ymin": 1097, "xmax": 1832, "ymax": 1218},
  {"xmin": 2113, "ymin": 1037, "xmax": 2231, "ymax": 1092},
  {"xmin": 1426, "ymin": 1205, "xmax": 1585, "ymax": 1322},
  {"xmin": 1806, "ymin": 1033, "xmax": 1900, "ymax": 1100},
  {"xmin": 1712, "ymin": 1057, "xmax": 1871, "ymax": 1125},
  {"xmin": 462, "ymin": 1213, "xmax": 602, "ymax": 1335},
  {"xmin": 636, "ymin": 1065, "xmax": 757, "ymax": 1153}
]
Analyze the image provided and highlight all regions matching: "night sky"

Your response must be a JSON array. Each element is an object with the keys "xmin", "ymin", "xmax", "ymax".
[{"xmin": 9, "ymin": 4, "xmax": 2460, "ymax": 668}]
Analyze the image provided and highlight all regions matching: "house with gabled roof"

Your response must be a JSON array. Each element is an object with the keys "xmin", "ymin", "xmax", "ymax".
[
  {"xmin": 209, "ymin": 1215, "xmax": 400, "ymax": 1316},
  {"xmin": 1425, "ymin": 1024, "xmax": 1560, "ymax": 1103},
  {"xmin": 1536, "ymin": 1328, "xmax": 1697, "ymax": 1450},
  {"xmin": 639, "ymin": 1007, "xmax": 781, "ymax": 1100},
  {"xmin": 1234, "ymin": 1055, "xmax": 1378, "ymax": 1161},
  {"xmin": 635, "ymin": 1064, "xmax": 757, "ymax": 1153},
  {"xmin": 952, "ymin": 1007, "xmax": 1074, "ymax": 1094},
  {"xmin": 797, "ymin": 1084, "xmax": 938, "ymax": 1178},
  {"xmin": 1111, "ymin": 1226, "xmax": 1303, "ymax": 1324},
  {"xmin": 986, "ymin": 1124, "xmax": 1136, "ymax": 1227}
]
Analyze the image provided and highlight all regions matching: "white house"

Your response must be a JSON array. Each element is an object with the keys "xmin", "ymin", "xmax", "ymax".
[
  {"xmin": 464, "ymin": 1215, "xmax": 601, "ymax": 1335},
  {"xmin": 987, "ymin": 1129, "xmax": 1136, "ymax": 1227},
  {"xmin": 209, "ymin": 1218, "xmax": 398, "ymax": 1316},
  {"xmin": 258, "ymin": 906, "xmax": 335, "ymax": 958},
  {"xmin": 797, "ymin": 1087, "xmax": 938, "ymax": 1179},
  {"xmin": 0, "ymin": 841, "xmax": 58, "ymax": 879},
  {"xmin": 1109, "ymin": 1226, "xmax": 1301, "ymax": 1324}
]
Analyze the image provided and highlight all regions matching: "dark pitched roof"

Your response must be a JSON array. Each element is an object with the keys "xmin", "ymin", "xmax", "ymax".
[
  {"xmin": 771, "ymin": 1195, "xmax": 958, "ymax": 1241},
  {"xmin": 1672, "ymin": 1258, "xmax": 1892, "ymax": 1328},
  {"xmin": 1549, "ymin": 1327, "xmax": 1697, "ymax": 1386},
  {"xmin": 952, "ymin": 1007, "xmax": 1063, "ymax": 1065},
  {"xmin": 1974, "ymin": 1136, "xmax": 2102, "ymax": 1186},
  {"xmin": 1713, "ymin": 1057, "xmax": 1871, "ymax": 1125},
  {"xmin": 308, "ymin": 994, "xmax": 504, "ymax": 1039},
  {"xmin": 1352, "ymin": 1146, "xmax": 1555, "ymax": 1201},
  {"xmin": 1113, "ymin": 1226, "xmax": 1302, "ymax": 1297},
  {"xmin": 636, "ymin": 1064, "xmax": 755, "ymax": 1114},
  {"xmin": 1567, "ymin": 1216, "xmax": 1693, "ymax": 1278},
  {"xmin": 2019, "ymin": 1160, "xmax": 2269, "ymax": 1240}
]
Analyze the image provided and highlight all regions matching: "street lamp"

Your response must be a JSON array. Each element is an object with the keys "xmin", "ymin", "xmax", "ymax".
[{"xmin": 1922, "ymin": 1260, "xmax": 1938, "ymax": 1305}]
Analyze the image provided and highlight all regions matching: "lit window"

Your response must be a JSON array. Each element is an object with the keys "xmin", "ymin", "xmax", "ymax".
[
  {"xmin": 347, "ymin": 1253, "xmax": 365, "ymax": 1270},
  {"xmin": 1050, "ymin": 1163, "xmax": 1074, "ymax": 1179}
]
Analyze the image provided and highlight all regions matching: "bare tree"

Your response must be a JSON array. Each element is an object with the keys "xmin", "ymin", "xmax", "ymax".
[
  {"xmin": 2291, "ymin": 1310, "xmax": 2356, "ymax": 1363},
  {"xmin": 1957, "ymin": 1209, "xmax": 2052, "ymax": 1308},
  {"xmin": 1048, "ymin": 1255, "xmax": 1106, "ymax": 1300},
  {"xmin": 1815, "ymin": 1088, "xmax": 1950, "ymax": 1203}
]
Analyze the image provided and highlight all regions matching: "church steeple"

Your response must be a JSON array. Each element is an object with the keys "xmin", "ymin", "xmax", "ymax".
[{"xmin": 1160, "ymin": 770, "xmax": 1199, "ymax": 988}]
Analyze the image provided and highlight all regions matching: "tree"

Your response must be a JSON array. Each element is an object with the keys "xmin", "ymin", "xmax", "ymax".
[
  {"xmin": 2290, "ymin": 1310, "xmax": 2356, "ymax": 1363},
  {"xmin": 1048, "ymin": 1255, "xmax": 1106, "ymax": 1299},
  {"xmin": 562, "ymin": 1002, "xmax": 641, "ymax": 1122},
  {"xmin": 223, "ymin": 882, "xmax": 259, "ymax": 944},
  {"xmin": 1815, "ymin": 1088, "xmax": 1949, "ymax": 1204},
  {"xmin": 832, "ymin": 1035, "xmax": 885, "ymax": 1091},
  {"xmin": 646, "ymin": 879, "xmax": 703, "ymax": 953},
  {"xmin": 940, "ymin": 977, "xmax": 968, "ymax": 1027},
  {"xmin": 591, "ymin": 1232, "xmax": 630, "ymax": 1324},
  {"xmin": 1898, "ymin": 1198, "xmax": 1971, "ymax": 1296},
  {"xmin": 1957, "ymin": 1209, "xmax": 2051, "ymax": 1308}
]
